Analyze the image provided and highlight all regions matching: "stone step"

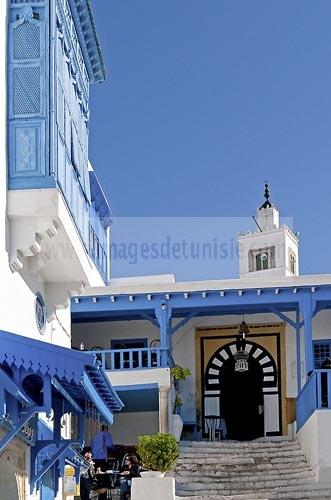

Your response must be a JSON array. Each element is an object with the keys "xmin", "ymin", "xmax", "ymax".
[
  {"xmin": 176, "ymin": 469, "xmax": 314, "ymax": 482},
  {"xmin": 176, "ymin": 495, "xmax": 331, "ymax": 500},
  {"xmin": 177, "ymin": 454, "xmax": 307, "ymax": 466},
  {"xmin": 176, "ymin": 482, "xmax": 331, "ymax": 497},
  {"xmin": 178, "ymin": 449, "xmax": 306, "ymax": 459},
  {"xmin": 175, "ymin": 440, "xmax": 329, "ymax": 500},
  {"xmin": 176, "ymin": 461, "xmax": 311, "ymax": 473},
  {"xmin": 180, "ymin": 440, "xmax": 300, "ymax": 450},
  {"xmin": 176, "ymin": 474, "xmax": 326, "ymax": 489}
]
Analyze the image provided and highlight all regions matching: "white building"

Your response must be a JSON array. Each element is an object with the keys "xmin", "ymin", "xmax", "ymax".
[
  {"xmin": 2, "ymin": 0, "xmax": 331, "ymax": 498},
  {"xmin": 0, "ymin": 0, "xmax": 122, "ymax": 498},
  {"xmin": 72, "ymin": 186, "xmax": 331, "ymax": 483}
]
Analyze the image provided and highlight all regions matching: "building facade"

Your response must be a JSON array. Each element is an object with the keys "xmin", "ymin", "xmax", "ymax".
[
  {"xmin": 72, "ymin": 189, "xmax": 331, "ymax": 483},
  {"xmin": 0, "ymin": 1, "xmax": 122, "ymax": 498}
]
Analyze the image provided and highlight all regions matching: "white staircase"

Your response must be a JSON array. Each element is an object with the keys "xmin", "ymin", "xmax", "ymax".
[{"xmin": 175, "ymin": 440, "xmax": 331, "ymax": 499}]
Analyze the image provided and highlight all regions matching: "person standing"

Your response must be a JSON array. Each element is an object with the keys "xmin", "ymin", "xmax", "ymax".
[{"xmin": 91, "ymin": 424, "xmax": 115, "ymax": 470}]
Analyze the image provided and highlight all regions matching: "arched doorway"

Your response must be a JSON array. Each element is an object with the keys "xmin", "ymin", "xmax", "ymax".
[
  {"xmin": 204, "ymin": 341, "xmax": 278, "ymax": 440},
  {"xmin": 220, "ymin": 354, "xmax": 264, "ymax": 440}
]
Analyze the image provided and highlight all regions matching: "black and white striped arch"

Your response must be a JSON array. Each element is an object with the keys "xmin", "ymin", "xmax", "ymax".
[{"xmin": 205, "ymin": 341, "xmax": 278, "ymax": 394}]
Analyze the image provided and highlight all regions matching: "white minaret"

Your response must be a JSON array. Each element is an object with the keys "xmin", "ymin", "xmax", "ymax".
[{"xmin": 238, "ymin": 182, "xmax": 299, "ymax": 278}]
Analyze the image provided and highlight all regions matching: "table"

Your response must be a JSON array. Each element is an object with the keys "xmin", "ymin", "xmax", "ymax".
[{"xmin": 96, "ymin": 470, "xmax": 121, "ymax": 489}]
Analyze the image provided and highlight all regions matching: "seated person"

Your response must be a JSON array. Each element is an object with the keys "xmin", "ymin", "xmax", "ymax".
[
  {"xmin": 80, "ymin": 451, "xmax": 104, "ymax": 500},
  {"xmin": 119, "ymin": 455, "xmax": 141, "ymax": 500}
]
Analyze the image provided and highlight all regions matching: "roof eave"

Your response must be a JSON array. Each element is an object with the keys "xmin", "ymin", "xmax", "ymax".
[{"xmin": 69, "ymin": 0, "xmax": 106, "ymax": 84}]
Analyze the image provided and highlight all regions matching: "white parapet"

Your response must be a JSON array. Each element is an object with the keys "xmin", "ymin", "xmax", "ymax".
[
  {"xmin": 297, "ymin": 410, "xmax": 331, "ymax": 482},
  {"xmin": 131, "ymin": 476, "xmax": 175, "ymax": 500}
]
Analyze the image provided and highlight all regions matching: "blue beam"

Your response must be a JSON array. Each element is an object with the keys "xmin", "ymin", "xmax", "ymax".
[
  {"xmin": 72, "ymin": 286, "xmax": 331, "ymax": 322},
  {"xmin": 31, "ymin": 441, "xmax": 79, "ymax": 488},
  {"xmin": 268, "ymin": 307, "xmax": 297, "ymax": 329},
  {"xmin": 155, "ymin": 304, "xmax": 172, "ymax": 365},
  {"xmin": 0, "ymin": 406, "xmax": 41, "ymax": 452},
  {"xmin": 51, "ymin": 378, "xmax": 83, "ymax": 414},
  {"xmin": 171, "ymin": 311, "xmax": 200, "ymax": 335},
  {"xmin": 141, "ymin": 314, "xmax": 159, "ymax": 328},
  {"xmin": 300, "ymin": 294, "xmax": 314, "ymax": 375},
  {"xmin": 0, "ymin": 368, "xmax": 35, "ymax": 407},
  {"xmin": 296, "ymin": 309, "xmax": 302, "ymax": 393}
]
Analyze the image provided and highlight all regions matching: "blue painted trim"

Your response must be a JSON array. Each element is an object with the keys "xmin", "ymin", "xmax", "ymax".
[
  {"xmin": 296, "ymin": 309, "xmax": 301, "ymax": 393},
  {"xmin": 73, "ymin": 284, "xmax": 331, "ymax": 318},
  {"xmin": 68, "ymin": 0, "xmax": 106, "ymax": 83},
  {"xmin": 269, "ymin": 307, "xmax": 298, "ymax": 329},
  {"xmin": 141, "ymin": 314, "xmax": 159, "ymax": 328},
  {"xmin": 0, "ymin": 329, "xmax": 95, "ymax": 384},
  {"xmin": 114, "ymin": 383, "xmax": 159, "ymax": 392},
  {"xmin": 171, "ymin": 310, "xmax": 200, "ymax": 335},
  {"xmin": 297, "ymin": 369, "xmax": 331, "ymax": 430},
  {"xmin": 83, "ymin": 372, "xmax": 113, "ymax": 424},
  {"xmin": 0, "ymin": 366, "xmax": 35, "ymax": 407},
  {"xmin": 84, "ymin": 365, "xmax": 123, "ymax": 414},
  {"xmin": 89, "ymin": 168, "xmax": 113, "ymax": 227},
  {"xmin": 32, "ymin": 441, "xmax": 77, "ymax": 489},
  {"xmin": 300, "ymin": 293, "xmax": 314, "ymax": 374},
  {"xmin": 0, "ymin": 406, "xmax": 41, "ymax": 452},
  {"xmin": 51, "ymin": 377, "xmax": 83, "ymax": 413},
  {"xmin": 85, "ymin": 347, "xmax": 169, "ymax": 370}
]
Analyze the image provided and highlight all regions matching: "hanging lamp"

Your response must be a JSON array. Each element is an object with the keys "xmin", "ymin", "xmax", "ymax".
[{"xmin": 234, "ymin": 320, "xmax": 249, "ymax": 373}]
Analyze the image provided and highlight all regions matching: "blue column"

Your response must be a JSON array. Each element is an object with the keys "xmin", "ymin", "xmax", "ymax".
[
  {"xmin": 300, "ymin": 293, "xmax": 314, "ymax": 376},
  {"xmin": 155, "ymin": 303, "xmax": 172, "ymax": 366},
  {"xmin": 295, "ymin": 308, "xmax": 301, "ymax": 393}
]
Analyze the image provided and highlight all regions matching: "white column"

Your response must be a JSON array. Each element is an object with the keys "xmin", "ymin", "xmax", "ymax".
[{"xmin": 159, "ymin": 386, "xmax": 170, "ymax": 433}]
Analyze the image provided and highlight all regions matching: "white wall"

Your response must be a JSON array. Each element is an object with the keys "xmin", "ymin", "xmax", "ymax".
[
  {"xmin": 297, "ymin": 410, "xmax": 331, "ymax": 482},
  {"xmin": 72, "ymin": 319, "xmax": 159, "ymax": 350},
  {"xmin": 238, "ymin": 227, "xmax": 298, "ymax": 278}
]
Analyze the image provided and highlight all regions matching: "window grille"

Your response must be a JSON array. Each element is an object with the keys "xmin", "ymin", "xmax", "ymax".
[
  {"xmin": 289, "ymin": 250, "xmax": 296, "ymax": 274},
  {"xmin": 13, "ymin": 66, "xmax": 41, "ymax": 115},
  {"xmin": 13, "ymin": 21, "xmax": 40, "ymax": 60},
  {"xmin": 314, "ymin": 341, "xmax": 331, "ymax": 368}
]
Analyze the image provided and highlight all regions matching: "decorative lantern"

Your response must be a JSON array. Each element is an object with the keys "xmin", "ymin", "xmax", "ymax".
[{"xmin": 234, "ymin": 320, "xmax": 249, "ymax": 373}]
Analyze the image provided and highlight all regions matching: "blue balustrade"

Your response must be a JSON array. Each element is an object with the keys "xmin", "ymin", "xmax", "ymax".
[
  {"xmin": 297, "ymin": 369, "xmax": 331, "ymax": 431},
  {"xmin": 86, "ymin": 348, "xmax": 169, "ymax": 371}
]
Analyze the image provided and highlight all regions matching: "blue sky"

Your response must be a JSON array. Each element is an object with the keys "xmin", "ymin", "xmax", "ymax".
[{"xmin": 89, "ymin": 1, "xmax": 331, "ymax": 280}]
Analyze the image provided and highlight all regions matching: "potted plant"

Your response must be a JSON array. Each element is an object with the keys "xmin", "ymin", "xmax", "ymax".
[
  {"xmin": 171, "ymin": 366, "xmax": 191, "ymax": 412},
  {"xmin": 170, "ymin": 365, "xmax": 191, "ymax": 441},
  {"xmin": 137, "ymin": 432, "xmax": 179, "ymax": 476}
]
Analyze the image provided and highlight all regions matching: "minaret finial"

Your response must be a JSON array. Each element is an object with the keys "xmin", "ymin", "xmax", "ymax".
[{"xmin": 260, "ymin": 180, "xmax": 272, "ymax": 209}]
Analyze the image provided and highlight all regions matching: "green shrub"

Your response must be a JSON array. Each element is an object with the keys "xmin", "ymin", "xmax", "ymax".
[{"xmin": 137, "ymin": 432, "xmax": 179, "ymax": 473}]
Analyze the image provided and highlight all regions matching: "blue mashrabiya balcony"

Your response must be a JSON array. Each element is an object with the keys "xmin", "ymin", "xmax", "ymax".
[{"xmin": 7, "ymin": 0, "xmax": 111, "ymax": 284}]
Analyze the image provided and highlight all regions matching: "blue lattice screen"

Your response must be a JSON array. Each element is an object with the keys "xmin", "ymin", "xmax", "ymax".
[
  {"xmin": 13, "ymin": 66, "xmax": 41, "ymax": 115},
  {"xmin": 13, "ymin": 21, "xmax": 40, "ymax": 60}
]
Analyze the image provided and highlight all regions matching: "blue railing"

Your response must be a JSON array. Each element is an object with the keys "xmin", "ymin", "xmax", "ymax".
[
  {"xmin": 57, "ymin": 162, "xmax": 109, "ymax": 283},
  {"xmin": 86, "ymin": 348, "xmax": 169, "ymax": 371},
  {"xmin": 297, "ymin": 369, "xmax": 331, "ymax": 430}
]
